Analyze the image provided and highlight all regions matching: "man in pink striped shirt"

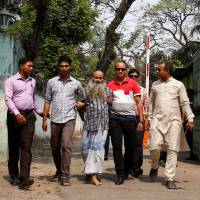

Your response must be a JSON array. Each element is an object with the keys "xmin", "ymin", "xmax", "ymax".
[{"xmin": 5, "ymin": 57, "xmax": 43, "ymax": 189}]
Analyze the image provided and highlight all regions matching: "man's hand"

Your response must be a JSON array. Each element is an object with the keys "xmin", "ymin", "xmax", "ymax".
[
  {"xmin": 42, "ymin": 120, "xmax": 48, "ymax": 131},
  {"xmin": 137, "ymin": 122, "xmax": 144, "ymax": 133},
  {"xmin": 186, "ymin": 121, "xmax": 194, "ymax": 131},
  {"xmin": 76, "ymin": 101, "xmax": 85, "ymax": 109},
  {"xmin": 38, "ymin": 112, "xmax": 50, "ymax": 118},
  {"xmin": 16, "ymin": 114, "xmax": 26, "ymax": 125},
  {"xmin": 38, "ymin": 112, "xmax": 44, "ymax": 117},
  {"xmin": 107, "ymin": 95, "xmax": 113, "ymax": 105}
]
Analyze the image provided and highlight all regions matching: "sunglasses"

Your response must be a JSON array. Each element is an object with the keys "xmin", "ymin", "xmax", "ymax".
[
  {"xmin": 60, "ymin": 65, "xmax": 70, "ymax": 67},
  {"xmin": 115, "ymin": 68, "xmax": 126, "ymax": 71},
  {"xmin": 129, "ymin": 74, "xmax": 139, "ymax": 78}
]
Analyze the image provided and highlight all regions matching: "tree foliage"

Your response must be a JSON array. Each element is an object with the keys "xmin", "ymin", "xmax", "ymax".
[
  {"xmin": 190, "ymin": 0, "xmax": 200, "ymax": 36},
  {"xmin": 144, "ymin": 0, "xmax": 198, "ymax": 48},
  {"xmin": 8, "ymin": 0, "xmax": 96, "ymax": 79}
]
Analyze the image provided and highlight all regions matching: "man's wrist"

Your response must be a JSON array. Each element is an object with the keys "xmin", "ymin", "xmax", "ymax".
[{"xmin": 138, "ymin": 120, "xmax": 144, "ymax": 124}]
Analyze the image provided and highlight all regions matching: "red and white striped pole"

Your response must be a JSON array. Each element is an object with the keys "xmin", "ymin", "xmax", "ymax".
[{"xmin": 146, "ymin": 33, "xmax": 151, "ymax": 100}]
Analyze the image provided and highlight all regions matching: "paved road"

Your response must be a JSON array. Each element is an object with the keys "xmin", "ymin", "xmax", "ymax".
[{"xmin": 0, "ymin": 138, "xmax": 199, "ymax": 200}]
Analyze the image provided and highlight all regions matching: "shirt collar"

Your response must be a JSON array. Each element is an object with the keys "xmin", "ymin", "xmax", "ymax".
[
  {"xmin": 15, "ymin": 72, "xmax": 32, "ymax": 81},
  {"xmin": 114, "ymin": 77, "xmax": 129, "ymax": 85},
  {"xmin": 58, "ymin": 75, "xmax": 72, "ymax": 82},
  {"xmin": 165, "ymin": 76, "xmax": 173, "ymax": 83}
]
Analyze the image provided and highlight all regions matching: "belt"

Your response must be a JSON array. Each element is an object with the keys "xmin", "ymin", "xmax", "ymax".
[{"xmin": 19, "ymin": 109, "xmax": 34, "ymax": 114}]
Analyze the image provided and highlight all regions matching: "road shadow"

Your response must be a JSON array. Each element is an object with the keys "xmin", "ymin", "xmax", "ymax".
[
  {"xmin": 138, "ymin": 174, "xmax": 165, "ymax": 183},
  {"xmin": 72, "ymin": 172, "xmax": 116, "ymax": 183},
  {"xmin": 3, "ymin": 175, "xmax": 10, "ymax": 182},
  {"xmin": 178, "ymin": 152, "xmax": 200, "ymax": 165}
]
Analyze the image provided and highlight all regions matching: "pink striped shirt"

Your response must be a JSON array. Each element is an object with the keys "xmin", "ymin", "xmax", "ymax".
[{"xmin": 5, "ymin": 72, "xmax": 41, "ymax": 115}]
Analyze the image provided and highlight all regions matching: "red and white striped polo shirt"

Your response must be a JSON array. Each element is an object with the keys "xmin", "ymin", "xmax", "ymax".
[{"xmin": 107, "ymin": 77, "xmax": 141, "ymax": 116}]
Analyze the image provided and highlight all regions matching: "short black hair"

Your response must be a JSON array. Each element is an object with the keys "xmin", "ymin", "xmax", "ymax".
[
  {"xmin": 128, "ymin": 68, "xmax": 140, "ymax": 77},
  {"xmin": 159, "ymin": 60, "xmax": 174, "ymax": 75},
  {"xmin": 58, "ymin": 55, "xmax": 72, "ymax": 65},
  {"xmin": 18, "ymin": 57, "xmax": 33, "ymax": 68}
]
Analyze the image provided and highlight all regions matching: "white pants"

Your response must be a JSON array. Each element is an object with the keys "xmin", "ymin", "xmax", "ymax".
[{"xmin": 150, "ymin": 149, "xmax": 178, "ymax": 180}]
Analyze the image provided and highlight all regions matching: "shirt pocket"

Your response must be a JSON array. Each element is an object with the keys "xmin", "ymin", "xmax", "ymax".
[
  {"xmin": 64, "ymin": 86, "xmax": 75, "ymax": 97},
  {"xmin": 26, "ymin": 83, "xmax": 34, "ymax": 95},
  {"xmin": 167, "ymin": 85, "xmax": 179, "ymax": 97}
]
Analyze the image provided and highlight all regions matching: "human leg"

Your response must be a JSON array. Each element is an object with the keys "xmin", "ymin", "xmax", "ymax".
[
  {"xmin": 19, "ymin": 111, "xmax": 35, "ymax": 188},
  {"xmin": 7, "ymin": 111, "xmax": 20, "ymax": 184},
  {"xmin": 50, "ymin": 122, "xmax": 62, "ymax": 177},
  {"xmin": 60, "ymin": 120, "xmax": 76, "ymax": 185}
]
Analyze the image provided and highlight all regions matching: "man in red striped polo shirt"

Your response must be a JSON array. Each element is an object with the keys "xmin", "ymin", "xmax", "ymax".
[{"xmin": 107, "ymin": 61, "xmax": 144, "ymax": 185}]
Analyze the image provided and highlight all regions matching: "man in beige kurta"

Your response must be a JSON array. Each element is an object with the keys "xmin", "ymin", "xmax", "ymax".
[{"xmin": 148, "ymin": 61, "xmax": 194, "ymax": 189}]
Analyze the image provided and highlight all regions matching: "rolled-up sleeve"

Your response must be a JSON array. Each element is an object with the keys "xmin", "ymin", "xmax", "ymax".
[
  {"xmin": 5, "ymin": 78, "xmax": 20, "ymax": 115},
  {"xmin": 45, "ymin": 80, "xmax": 52, "ymax": 103},
  {"xmin": 132, "ymin": 81, "xmax": 141, "ymax": 96},
  {"xmin": 76, "ymin": 81, "xmax": 84, "ymax": 101}
]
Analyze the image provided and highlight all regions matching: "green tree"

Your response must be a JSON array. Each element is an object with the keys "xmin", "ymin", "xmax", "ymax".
[{"xmin": 9, "ymin": 0, "xmax": 96, "ymax": 79}]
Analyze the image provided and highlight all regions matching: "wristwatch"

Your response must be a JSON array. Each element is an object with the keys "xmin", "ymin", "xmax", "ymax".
[{"xmin": 138, "ymin": 121, "xmax": 144, "ymax": 124}]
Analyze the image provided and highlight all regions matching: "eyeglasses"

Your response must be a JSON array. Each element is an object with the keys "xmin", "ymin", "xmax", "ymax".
[
  {"xmin": 115, "ymin": 68, "xmax": 126, "ymax": 71},
  {"xmin": 129, "ymin": 74, "xmax": 139, "ymax": 78}
]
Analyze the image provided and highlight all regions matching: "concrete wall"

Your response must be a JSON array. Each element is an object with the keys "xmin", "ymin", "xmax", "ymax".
[
  {"xmin": 0, "ymin": 78, "xmax": 8, "ymax": 162},
  {"xmin": 0, "ymin": 32, "xmax": 25, "ymax": 162},
  {"xmin": 193, "ymin": 52, "xmax": 200, "ymax": 160},
  {"xmin": 0, "ymin": 33, "xmax": 14, "ymax": 77}
]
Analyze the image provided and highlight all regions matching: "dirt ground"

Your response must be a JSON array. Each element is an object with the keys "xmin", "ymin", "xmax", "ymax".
[{"xmin": 0, "ymin": 138, "xmax": 200, "ymax": 200}]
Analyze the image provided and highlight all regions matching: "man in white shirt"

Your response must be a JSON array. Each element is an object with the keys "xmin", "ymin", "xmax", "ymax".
[{"xmin": 147, "ymin": 61, "xmax": 194, "ymax": 189}]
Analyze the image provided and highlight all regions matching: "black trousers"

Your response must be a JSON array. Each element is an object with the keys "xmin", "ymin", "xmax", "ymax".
[
  {"xmin": 186, "ymin": 129, "xmax": 194, "ymax": 157},
  {"xmin": 7, "ymin": 110, "xmax": 35, "ymax": 179},
  {"xmin": 109, "ymin": 117, "xmax": 137, "ymax": 176},
  {"xmin": 131, "ymin": 128, "xmax": 144, "ymax": 172},
  {"xmin": 104, "ymin": 131, "xmax": 110, "ymax": 158}
]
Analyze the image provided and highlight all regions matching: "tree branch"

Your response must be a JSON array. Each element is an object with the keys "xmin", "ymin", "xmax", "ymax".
[{"xmin": 96, "ymin": 0, "xmax": 136, "ymax": 73}]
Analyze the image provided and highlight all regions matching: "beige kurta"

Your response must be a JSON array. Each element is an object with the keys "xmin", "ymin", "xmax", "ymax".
[{"xmin": 148, "ymin": 77, "xmax": 194, "ymax": 152}]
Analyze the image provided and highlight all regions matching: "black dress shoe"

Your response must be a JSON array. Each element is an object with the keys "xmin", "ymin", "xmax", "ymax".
[
  {"xmin": 124, "ymin": 172, "xmax": 129, "ymax": 180},
  {"xmin": 18, "ymin": 178, "xmax": 34, "ymax": 189},
  {"xmin": 115, "ymin": 176, "xmax": 125, "ymax": 185},
  {"xmin": 104, "ymin": 156, "xmax": 108, "ymax": 161},
  {"xmin": 10, "ymin": 177, "xmax": 19, "ymax": 186},
  {"xmin": 166, "ymin": 180, "xmax": 176, "ymax": 189},
  {"xmin": 131, "ymin": 168, "xmax": 143, "ymax": 178},
  {"xmin": 149, "ymin": 168, "xmax": 158, "ymax": 179}
]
